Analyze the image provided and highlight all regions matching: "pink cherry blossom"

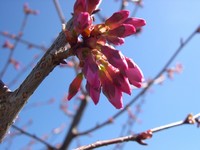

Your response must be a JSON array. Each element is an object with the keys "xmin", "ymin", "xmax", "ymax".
[{"xmin": 66, "ymin": 0, "xmax": 146, "ymax": 109}]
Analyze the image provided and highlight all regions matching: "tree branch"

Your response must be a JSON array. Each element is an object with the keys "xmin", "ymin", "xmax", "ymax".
[
  {"xmin": 75, "ymin": 113, "xmax": 200, "ymax": 150},
  {"xmin": 0, "ymin": 14, "xmax": 29, "ymax": 79},
  {"xmin": 53, "ymin": 0, "xmax": 66, "ymax": 24},
  {"xmin": 0, "ymin": 80, "xmax": 11, "ymax": 96},
  {"xmin": 60, "ymin": 97, "xmax": 88, "ymax": 150},
  {"xmin": 0, "ymin": 18, "xmax": 73, "ymax": 142},
  {"xmin": 12, "ymin": 125, "xmax": 57, "ymax": 150}
]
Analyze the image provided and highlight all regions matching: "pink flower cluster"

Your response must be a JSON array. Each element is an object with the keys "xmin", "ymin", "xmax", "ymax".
[{"xmin": 66, "ymin": 0, "xmax": 146, "ymax": 109}]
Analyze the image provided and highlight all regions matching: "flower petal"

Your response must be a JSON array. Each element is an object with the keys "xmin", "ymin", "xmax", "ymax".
[
  {"xmin": 105, "ymin": 36, "xmax": 124, "ymax": 45},
  {"xmin": 74, "ymin": 0, "xmax": 86, "ymax": 14},
  {"xmin": 108, "ymin": 24, "xmax": 136, "ymax": 38},
  {"xmin": 125, "ymin": 57, "xmax": 144, "ymax": 88},
  {"xmin": 124, "ymin": 17, "xmax": 146, "ymax": 28},
  {"xmin": 86, "ymin": 81, "xmax": 101, "ymax": 104},
  {"xmin": 105, "ymin": 10, "xmax": 129, "ymax": 29},
  {"xmin": 73, "ymin": 12, "xmax": 92, "ymax": 34},
  {"xmin": 101, "ymin": 45, "xmax": 128, "ymax": 70},
  {"xmin": 67, "ymin": 73, "xmax": 83, "ymax": 100},
  {"xmin": 86, "ymin": 0, "xmax": 102, "ymax": 14}
]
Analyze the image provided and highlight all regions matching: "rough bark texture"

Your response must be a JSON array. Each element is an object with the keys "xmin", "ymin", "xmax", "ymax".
[{"xmin": 0, "ymin": 19, "xmax": 73, "ymax": 142}]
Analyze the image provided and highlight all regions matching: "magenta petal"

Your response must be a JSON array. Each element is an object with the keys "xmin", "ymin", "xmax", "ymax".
[
  {"xmin": 101, "ymin": 45, "xmax": 128, "ymax": 70},
  {"xmin": 86, "ymin": 0, "xmax": 102, "ymax": 14},
  {"xmin": 73, "ymin": 12, "xmax": 92, "ymax": 34},
  {"xmin": 108, "ymin": 24, "xmax": 136, "ymax": 38},
  {"xmin": 67, "ymin": 73, "xmax": 83, "ymax": 100},
  {"xmin": 113, "ymin": 72, "xmax": 132, "ymax": 95},
  {"xmin": 83, "ymin": 56, "xmax": 99, "ymax": 86},
  {"xmin": 99, "ymin": 70, "xmax": 123, "ymax": 109},
  {"xmin": 125, "ymin": 68, "xmax": 143, "ymax": 87},
  {"xmin": 124, "ymin": 17, "xmax": 146, "ymax": 28},
  {"xmin": 125, "ymin": 57, "xmax": 144, "ymax": 88},
  {"xmin": 74, "ymin": 0, "xmax": 87, "ymax": 14},
  {"xmin": 104, "ymin": 86, "xmax": 123, "ymax": 109},
  {"xmin": 105, "ymin": 10, "xmax": 129, "ymax": 29},
  {"xmin": 105, "ymin": 36, "xmax": 124, "ymax": 45},
  {"xmin": 86, "ymin": 82, "xmax": 101, "ymax": 105}
]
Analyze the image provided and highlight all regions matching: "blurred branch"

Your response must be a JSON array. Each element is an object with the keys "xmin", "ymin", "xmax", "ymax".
[
  {"xmin": 0, "ymin": 14, "xmax": 29, "ymax": 79},
  {"xmin": 0, "ymin": 18, "xmax": 74, "ymax": 142},
  {"xmin": 0, "ymin": 31, "xmax": 47, "ymax": 51},
  {"xmin": 77, "ymin": 25, "xmax": 200, "ymax": 136},
  {"xmin": 12, "ymin": 125, "xmax": 57, "ymax": 150},
  {"xmin": 75, "ymin": 113, "xmax": 200, "ymax": 150},
  {"xmin": 53, "ymin": 0, "xmax": 66, "ymax": 24},
  {"xmin": 8, "ymin": 54, "xmax": 41, "ymax": 87},
  {"xmin": 60, "ymin": 97, "xmax": 88, "ymax": 150}
]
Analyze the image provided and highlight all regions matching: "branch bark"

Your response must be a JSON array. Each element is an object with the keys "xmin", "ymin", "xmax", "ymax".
[{"xmin": 0, "ymin": 19, "xmax": 73, "ymax": 142}]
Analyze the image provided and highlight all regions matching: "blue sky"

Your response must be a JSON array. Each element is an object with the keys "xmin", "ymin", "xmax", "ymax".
[{"xmin": 0, "ymin": 0, "xmax": 200, "ymax": 150}]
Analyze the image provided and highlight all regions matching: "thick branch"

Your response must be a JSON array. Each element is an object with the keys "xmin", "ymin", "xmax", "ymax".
[
  {"xmin": 0, "ymin": 19, "xmax": 73, "ymax": 142},
  {"xmin": 0, "ymin": 80, "xmax": 11, "ymax": 96}
]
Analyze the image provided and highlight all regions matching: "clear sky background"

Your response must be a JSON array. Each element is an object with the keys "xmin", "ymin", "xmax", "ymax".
[{"xmin": 0, "ymin": 0, "xmax": 200, "ymax": 150}]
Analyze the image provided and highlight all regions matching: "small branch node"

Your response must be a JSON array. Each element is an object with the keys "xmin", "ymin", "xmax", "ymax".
[
  {"xmin": 184, "ymin": 114, "xmax": 196, "ymax": 124},
  {"xmin": 135, "ymin": 130, "xmax": 152, "ymax": 146}
]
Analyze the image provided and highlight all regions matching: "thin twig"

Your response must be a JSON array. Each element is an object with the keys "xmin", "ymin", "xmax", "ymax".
[
  {"xmin": 75, "ymin": 113, "xmax": 200, "ymax": 150},
  {"xmin": 0, "ymin": 14, "xmax": 29, "ymax": 79},
  {"xmin": 8, "ymin": 54, "xmax": 41, "ymax": 87},
  {"xmin": 53, "ymin": 0, "xmax": 66, "ymax": 24},
  {"xmin": 0, "ymin": 31, "xmax": 47, "ymax": 52},
  {"xmin": 77, "ymin": 25, "xmax": 199, "ymax": 136},
  {"xmin": 12, "ymin": 125, "xmax": 57, "ymax": 150}
]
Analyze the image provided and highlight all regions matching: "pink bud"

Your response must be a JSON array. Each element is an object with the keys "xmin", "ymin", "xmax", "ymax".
[
  {"xmin": 125, "ymin": 57, "xmax": 144, "ymax": 88},
  {"xmin": 108, "ymin": 24, "xmax": 136, "ymax": 38},
  {"xmin": 86, "ymin": 82, "xmax": 101, "ymax": 105},
  {"xmin": 2, "ymin": 40, "xmax": 14, "ymax": 50},
  {"xmin": 73, "ymin": 12, "xmax": 92, "ymax": 34},
  {"xmin": 124, "ymin": 17, "xmax": 146, "ymax": 28},
  {"xmin": 86, "ymin": 0, "xmax": 102, "ymax": 14},
  {"xmin": 23, "ymin": 3, "xmax": 39, "ymax": 15},
  {"xmin": 106, "ymin": 64, "xmax": 131, "ymax": 95},
  {"xmin": 105, "ymin": 10, "xmax": 129, "ymax": 29},
  {"xmin": 101, "ymin": 45, "xmax": 128, "ymax": 69},
  {"xmin": 99, "ymin": 69, "xmax": 123, "ymax": 109},
  {"xmin": 67, "ymin": 73, "xmax": 83, "ymax": 100},
  {"xmin": 105, "ymin": 36, "xmax": 124, "ymax": 45},
  {"xmin": 74, "ymin": 0, "xmax": 87, "ymax": 14},
  {"xmin": 10, "ymin": 58, "xmax": 20, "ymax": 70}
]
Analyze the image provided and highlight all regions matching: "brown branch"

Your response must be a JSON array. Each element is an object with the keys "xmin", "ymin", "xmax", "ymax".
[
  {"xmin": 0, "ymin": 80, "xmax": 11, "ymax": 96},
  {"xmin": 60, "ymin": 97, "xmax": 88, "ymax": 150},
  {"xmin": 77, "ymin": 25, "xmax": 199, "ymax": 136},
  {"xmin": 0, "ymin": 18, "xmax": 74, "ymax": 142},
  {"xmin": 12, "ymin": 125, "xmax": 57, "ymax": 150},
  {"xmin": 53, "ymin": 0, "xmax": 66, "ymax": 24},
  {"xmin": 75, "ymin": 113, "xmax": 200, "ymax": 150}
]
